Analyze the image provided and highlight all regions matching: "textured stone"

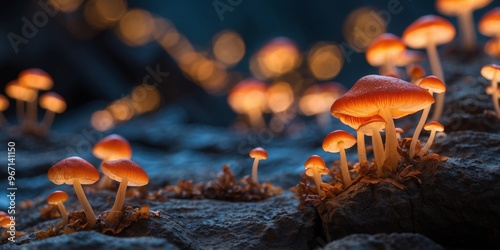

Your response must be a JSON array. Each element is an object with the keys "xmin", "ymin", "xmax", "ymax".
[{"xmin": 324, "ymin": 233, "xmax": 443, "ymax": 250}]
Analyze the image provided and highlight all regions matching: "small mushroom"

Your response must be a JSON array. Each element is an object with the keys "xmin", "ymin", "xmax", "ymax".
[
  {"xmin": 5, "ymin": 81, "xmax": 36, "ymax": 126},
  {"xmin": 47, "ymin": 190, "xmax": 69, "ymax": 226},
  {"xmin": 403, "ymin": 15, "xmax": 455, "ymax": 121},
  {"xmin": 48, "ymin": 157, "xmax": 100, "ymax": 228},
  {"xmin": 39, "ymin": 92, "xmax": 66, "ymax": 134},
  {"xmin": 409, "ymin": 76, "xmax": 446, "ymax": 158},
  {"xmin": 418, "ymin": 121, "xmax": 445, "ymax": 157},
  {"xmin": 407, "ymin": 64, "xmax": 426, "ymax": 84},
  {"xmin": 322, "ymin": 130, "xmax": 357, "ymax": 186},
  {"xmin": 395, "ymin": 127, "xmax": 404, "ymax": 141},
  {"xmin": 304, "ymin": 155, "xmax": 329, "ymax": 197},
  {"xmin": 480, "ymin": 64, "xmax": 500, "ymax": 118},
  {"xmin": 93, "ymin": 134, "xmax": 132, "ymax": 188},
  {"xmin": 366, "ymin": 33, "xmax": 406, "ymax": 76},
  {"xmin": 0, "ymin": 94, "xmax": 9, "ymax": 126},
  {"xmin": 101, "ymin": 159, "xmax": 149, "ymax": 223},
  {"xmin": 18, "ymin": 68, "xmax": 53, "ymax": 130},
  {"xmin": 249, "ymin": 147, "xmax": 268, "ymax": 183},
  {"xmin": 436, "ymin": 0, "xmax": 492, "ymax": 50},
  {"xmin": 358, "ymin": 117, "xmax": 386, "ymax": 177}
]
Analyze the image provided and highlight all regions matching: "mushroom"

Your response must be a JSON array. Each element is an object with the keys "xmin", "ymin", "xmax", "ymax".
[
  {"xmin": 304, "ymin": 155, "xmax": 329, "ymax": 197},
  {"xmin": 402, "ymin": 15, "xmax": 455, "ymax": 121},
  {"xmin": 395, "ymin": 127, "xmax": 404, "ymax": 141},
  {"xmin": 0, "ymin": 94, "xmax": 9, "ymax": 126},
  {"xmin": 101, "ymin": 159, "xmax": 149, "ymax": 223},
  {"xmin": 322, "ymin": 130, "xmax": 357, "ymax": 186},
  {"xmin": 409, "ymin": 76, "xmax": 446, "ymax": 158},
  {"xmin": 395, "ymin": 50, "xmax": 424, "ymax": 70},
  {"xmin": 480, "ymin": 64, "xmax": 500, "ymax": 118},
  {"xmin": 479, "ymin": 8, "xmax": 500, "ymax": 57},
  {"xmin": 436, "ymin": 0, "xmax": 492, "ymax": 50},
  {"xmin": 407, "ymin": 64, "xmax": 426, "ymax": 84},
  {"xmin": 484, "ymin": 38, "xmax": 500, "ymax": 58},
  {"xmin": 47, "ymin": 190, "xmax": 69, "ymax": 226},
  {"xmin": 48, "ymin": 157, "xmax": 99, "ymax": 228},
  {"xmin": 227, "ymin": 79, "xmax": 268, "ymax": 128},
  {"xmin": 249, "ymin": 147, "xmax": 268, "ymax": 183},
  {"xmin": 93, "ymin": 134, "xmax": 132, "ymax": 188},
  {"xmin": 18, "ymin": 68, "xmax": 53, "ymax": 129},
  {"xmin": 417, "ymin": 121, "xmax": 445, "ymax": 157},
  {"xmin": 358, "ymin": 117, "xmax": 386, "ymax": 177},
  {"xmin": 39, "ymin": 92, "xmax": 66, "ymax": 134},
  {"xmin": 366, "ymin": 33, "xmax": 406, "ymax": 76},
  {"xmin": 331, "ymin": 75, "xmax": 434, "ymax": 171},
  {"xmin": 5, "ymin": 81, "xmax": 36, "ymax": 126}
]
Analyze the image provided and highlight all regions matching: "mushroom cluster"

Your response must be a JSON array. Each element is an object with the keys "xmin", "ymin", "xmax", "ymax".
[{"xmin": 2, "ymin": 68, "xmax": 66, "ymax": 136}]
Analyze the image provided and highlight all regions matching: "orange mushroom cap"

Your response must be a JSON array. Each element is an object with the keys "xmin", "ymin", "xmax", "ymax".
[
  {"xmin": 436, "ymin": 0, "xmax": 492, "ymax": 16},
  {"xmin": 331, "ymin": 75, "xmax": 434, "ymax": 119},
  {"xmin": 48, "ymin": 157, "xmax": 100, "ymax": 185},
  {"xmin": 358, "ymin": 117, "xmax": 387, "ymax": 136},
  {"xmin": 417, "ymin": 75, "xmax": 446, "ymax": 93},
  {"xmin": 424, "ymin": 121, "xmax": 445, "ymax": 132},
  {"xmin": 480, "ymin": 64, "xmax": 500, "ymax": 81},
  {"xmin": 486, "ymin": 86, "xmax": 500, "ymax": 95},
  {"xmin": 366, "ymin": 33, "xmax": 406, "ymax": 67},
  {"xmin": 0, "ymin": 94, "xmax": 9, "ymax": 111},
  {"xmin": 322, "ymin": 130, "xmax": 357, "ymax": 153},
  {"xmin": 101, "ymin": 159, "xmax": 149, "ymax": 187},
  {"xmin": 249, "ymin": 147, "xmax": 268, "ymax": 160},
  {"xmin": 395, "ymin": 127, "xmax": 404, "ymax": 134},
  {"xmin": 47, "ymin": 190, "xmax": 69, "ymax": 205},
  {"xmin": 484, "ymin": 38, "xmax": 500, "ymax": 57},
  {"xmin": 478, "ymin": 7, "xmax": 500, "ymax": 37},
  {"xmin": 304, "ymin": 155, "xmax": 328, "ymax": 177},
  {"xmin": 5, "ymin": 81, "xmax": 37, "ymax": 102},
  {"xmin": 407, "ymin": 64, "xmax": 426, "ymax": 80},
  {"xmin": 335, "ymin": 113, "xmax": 383, "ymax": 130},
  {"xmin": 18, "ymin": 68, "xmax": 53, "ymax": 91},
  {"xmin": 93, "ymin": 134, "xmax": 132, "ymax": 161},
  {"xmin": 402, "ymin": 15, "xmax": 456, "ymax": 48},
  {"xmin": 39, "ymin": 92, "xmax": 66, "ymax": 113}
]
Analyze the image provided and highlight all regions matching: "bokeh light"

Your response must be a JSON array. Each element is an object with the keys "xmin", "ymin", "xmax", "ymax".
[
  {"xmin": 91, "ymin": 109, "xmax": 115, "ymax": 131},
  {"xmin": 84, "ymin": 0, "xmax": 127, "ymax": 29},
  {"xmin": 50, "ymin": 0, "xmax": 84, "ymax": 13},
  {"xmin": 251, "ymin": 37, "xmax": 301, "ymax": 79},
  {"xmin": 213, "ymin": 31, "xmax": 246, "ymax": 67},
  {"xmin": 307, "ymin": 42, "xmax": 343, "ymax": 80},
  {"xmin": 267, "ymin": 81, "xmax": 294, "ymax": 113},
  {"xmin": 116, "ymin": 9, "xmax": 155, "ymax": 46},
  {"xmin": 299, "ymin": 82, "xmax": 345, "ymax": 116},
  {"xmin": 343, "ymin": 7, "xmax": 386, "ymax": 52}
]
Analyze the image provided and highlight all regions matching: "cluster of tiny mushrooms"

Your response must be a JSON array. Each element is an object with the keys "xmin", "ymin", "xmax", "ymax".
[
  {"xmin": 1, "ymin": 68, "xmax": 66, "ymax": 136},
  {"xmin": 304, "ymin": 0, "xmax": 500, "ymax": 196}
]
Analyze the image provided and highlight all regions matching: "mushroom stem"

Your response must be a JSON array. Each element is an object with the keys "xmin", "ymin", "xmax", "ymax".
[
  {"xmin": 370, "ymin": 128, "xmax": 385, "ymax": 177},
  {"xmin": 418, "ymin": 129, "xmax": 438, "ymax": 157},
  {"xmin": 40, "ymin": 110, "xmax": 55, "ymax": 133},
  {"xmin": 251, "ymin": 158, "xmax": 260, "ymax": 183},
  {"xmin": 490, "ymin": 78, "xmax": 500, "ymax": 118},
  {"xmin": 110, "ymin": 178, "xmax": 128, "ymax": 214},
  {"xmin": 379, "ymin": 109, "xmax": 399, "ymax": 171},
  {"xmin": 16, "ymin": 100, "xmax": 25, "ymax": 127},
  {"xmin": 0, "ymin": 113, "xmax": 7, "ymax": 126},
  {"xmin": 73, "ymin": 179, "xmax": 96, "ymax": 227},
  {"xmin": 97, "ymin": 175, "xmax": 113, "ymax": 189},
  {"xmin": 248, "ymin": 109, "xmax": 264, "ymax": 128},
  {"xmin": 356, "ymin": 131, "xmax": 368, "ymax": 167},
  {"xmin": 57, "ymin": 202, "xmax": 68, "ymax": 226},
  {"xmin": 426, "ymin": 43, "xmax": 446, "ymax": 121},
  {"xmin": 338, "ymin": 141, "xmax": 352, "ymax": 186},
  {"xmin": 312, "ymin": 166, "xmax": 325, "ymax": 197},
  {"xmin": 409, "ymin": 105, "xmax": 431, "ymax": 158},
  {"xmin": 26, "ymin": 97, "xmax": 38, "ymax": 131},
  {"xmin": 457, "ymin": 11, "xmax": 476, "ymax": 50}
]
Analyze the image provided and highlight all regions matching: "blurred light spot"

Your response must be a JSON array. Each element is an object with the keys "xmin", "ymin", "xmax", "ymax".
[
  {"xmin": 343, "ymin": 7, "xmax": 386, "ymax": 52},
  {"xmin": 299, "ymin": 83, "xmax": 345, "ymax": 116},
  {"xmin": 253, "ymin": 37, "xmax": 301, "ymax": 79},
  {"xmin": 308, "ymin": 42, "xmax": 343, "ymax": 80},
  {"xmin": 50, "ymin": 0, "xmax": 83, "ymax": 13},
  {"xmin": 84, "ymin": 0, "xmax": 127, "ymax": 29},
  {"xmin": 91, "ymin": 110, "xmax": 114, "ymax": 131},
  {"xmin": 267, "ymin": 81, "xmax": 294, "ymax": 113},
  {"xmin": 213, "ymin": 30, "xmax": 245, "ymax": 67},
  {"xmin": 131, "ymin": 84, "xmax": 160, "ymax": 113},
  {"xmin": 107, "ymin": 99, "xmax": 135, "ymax": 121},
  {"xmin": 228, "ymin": 79, "xmax": 268, "ymax": 114},
  {"xmin": 116, "ymin": 9, "xmax": 155, "ymax": 46}
]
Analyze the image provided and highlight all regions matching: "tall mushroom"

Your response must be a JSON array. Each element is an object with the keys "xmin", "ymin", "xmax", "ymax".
[
  {"xmin": 478, "ymin": 7, "xmax": 500, "ymax": 57},
  {"xmin": 366, "ymin": 33, "xmax": 406, "ymax": 76},
  {"xmin": 358, "ymin": 117, "xmax": 386, "ymax": 177},
  {"xmin": 331, "ymin": 75, "xmax": 434, "ymax": 171},
  {"xmin": 18, "ymin": 68, "xmax": 53, "ymax": 129},
  {"xmin": 322, "ymin": 130, "xmax": 357, "ymax": 186},
  {"xmin": 436, "ymin": 0, "xmax": 492, "ymax": 50},
  {"xmin": 0, "ymin": 94, "xmax": 9, "ymax": 126},
  {"xmin": 47, "ymin": 190, "xmax": 69, "ymax": 226},
  {"xmin": 93, "ymin": 134, "xmax": 132, "ymax": 188},
  {"xmin": 480, "ymin": 64, "xmax": 500, "ymax": 118},
  {"xmin": 101, "ymin": 159, "xmax": 149, "ymax": 223},
  {"xmin": 5, "ymin": 81, "xmax": 36, "ymax": 126},
  {"xmin": 409, "ymin": 76, "xmax": 446, "ymax": 158},
  {"xmin": 418, "ymin": 121, "xmax": 445, "ymax": 157},
  {"xmin": 48, "ymin": 157, "xmax": 99, "ymax": 228},
  {"xmin": 304, "ymin": 155, "xmax": 329, "ymax": 197},
  {"xmin": 39, "ymin": 92, "xmax": 66, "ymax": 134},
  {"xmin": 403, "ymin": 15, "xmax": 455, "ymax": 121},
  {"xmin": 249, "ymin": 147, "xmax": 268, "ymax": 183}
]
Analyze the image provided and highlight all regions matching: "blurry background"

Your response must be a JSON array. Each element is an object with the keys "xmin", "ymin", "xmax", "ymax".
[{"xmin": 0, "ymin": 0, "xmax": 496, "ymax": 129}]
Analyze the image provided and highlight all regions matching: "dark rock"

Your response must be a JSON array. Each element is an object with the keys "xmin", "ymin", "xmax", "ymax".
[{"xmin": 324, "ymin": 233, "xmax": 443, "ymax": 250}]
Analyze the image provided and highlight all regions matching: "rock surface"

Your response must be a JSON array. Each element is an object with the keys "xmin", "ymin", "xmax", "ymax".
[{"xmin": 323, "ymin": 233, "xmax": 443, "ymax": 250}]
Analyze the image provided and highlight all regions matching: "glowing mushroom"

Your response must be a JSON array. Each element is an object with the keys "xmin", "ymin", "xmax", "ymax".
[
  {"xmin": 403, "ymin": 15, "xmax": 455, "ymax": 121},
  {"xmin": 0, "ymin": 94, "xmax": 9, "ymax": 126},
  {"xmin": 418, "ymin": 121, "xmax": 445, "ymax": 157},
  {"xmin": 395, "ymin": 127, "xmax": 404, "ymax": 141},
  {"xmin": 409, "ymin": 76, "xmax": 446, "ymax": 158},
  {"xmin": 366, "ymin": 33, "xmax": 406, "ymax": 76},
  {"xmin": 249, "ymin": 147, "xmax": 268, "ymax": 183},
  {"xmin": 407, "ymin": 64, "xmax": 426, "ymax": 84},
  {"xmin": 5, "ymin": 81, "xmax": 36, "ymax": 126},
  {"xmin": 480, "ymin": 64, "xmax": 500, "ymax": 118},
  {"xmin": 484, "ymin": 38, "xmax": 500, "ymax": 58},
  {"xmin": 331, "ymin": 75, "xmax": 434, "ymax": 171},
  {"xmin": 436, "ymin": 0, "xmax": 492, "ymax": 50},
  {"xmin": 39, "ymin": 92, "xmax": 66, "ymax": 134},
  {"xmin": 322, "ymin": 130, "xmax": 357, "ymax": 186},
  {"xmin": 479, "ymin": 8, "xmax": 500, "ymax": 57},
  {"xmin": 227, "ymin": 79, "xmax": 268, "ymax": 128},
  {"xmin": 18, "ymin": 68, "xmax": 53, "ymax": 129},
  {"xmin": 304, "ymin": 155, "xmax": 329, "ymax": 197},
  {"xmin": 93, "ymin": 134, "xmax": 132, "ymax": 189},
  {"xmin": 47, "ymin": 190, "xmax": 69, "ymax": 226},
  {"xmin": 358, "ymin": 117, "xmax": 386, "ymax": 177},
  {"xmin": 48, "ymin": 157, "xmax": 99, "ymax": 228},
  {"xmin": 101, "ymin": 159, "xmax": 149, "ymax": 223}
]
